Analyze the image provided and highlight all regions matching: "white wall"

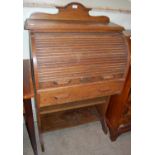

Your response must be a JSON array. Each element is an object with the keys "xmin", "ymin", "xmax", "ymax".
[
  {"xmin": 23, "ymin": 7, "xmax": 58, "ymax": 58},
  {"xmin": 24, "ymin": 0, "xmax": 131, "ymax": 11}
]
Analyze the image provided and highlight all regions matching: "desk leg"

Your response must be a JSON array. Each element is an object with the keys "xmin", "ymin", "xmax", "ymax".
[
  {"xmin": 24, "ymin": 99, "xmax": 38, "ymax": 155},
  {"xmin": 96, "ymin": 97, "xmax": 110, "ymax": 134}
]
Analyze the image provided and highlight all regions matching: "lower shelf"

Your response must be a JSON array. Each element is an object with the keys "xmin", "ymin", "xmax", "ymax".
[
  {"xmin": 40, "ymin": 96, "xmax": 108, "ymax": 114},
  {"xmin": 40, "ymin": 106, "xmax": 100, "ymax": 132}
]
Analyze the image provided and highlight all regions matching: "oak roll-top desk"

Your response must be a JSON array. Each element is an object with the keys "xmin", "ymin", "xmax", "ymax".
[{"xmin": 24, "ymin": 3, "xmax": 130, "ymax": 151}]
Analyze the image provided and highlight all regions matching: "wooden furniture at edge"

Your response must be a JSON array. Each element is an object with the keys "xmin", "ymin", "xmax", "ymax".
[
  {"xmin": 24, "ymin": 3, "xmax": 130, "ymax": 151},
  {"xmin": 106, "ymin": 31, "xmax": 131, "ymax": 141},
  {"xmin": 23, "ymin": 60, "xmax": 38, "ymax": 155}
]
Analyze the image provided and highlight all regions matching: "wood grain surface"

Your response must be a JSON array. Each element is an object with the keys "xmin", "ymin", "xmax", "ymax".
[{"xmin": 23, "ymin": 59, "xmax": 34, "ymax": 99}]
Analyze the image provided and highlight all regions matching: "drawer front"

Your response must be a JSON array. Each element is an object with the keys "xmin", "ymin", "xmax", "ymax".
[{"xmin": 38, "ymin": 80, "xmax": 124, "ymax": 107}]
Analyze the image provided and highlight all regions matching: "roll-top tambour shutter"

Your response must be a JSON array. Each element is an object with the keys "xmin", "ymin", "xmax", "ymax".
[{"xmin": 34, "ymin": 32, "xmax": 128, "ymax": 88}]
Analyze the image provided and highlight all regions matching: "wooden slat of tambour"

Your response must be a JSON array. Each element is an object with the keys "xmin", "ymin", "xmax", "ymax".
[
  {"xmin": 36, "ymin": 40, "xmax": 124, "ymax": 44},
  {"xmin": 39, "ymin": 73, "xmax": 124, "ymax": 89},
  {"xmin": 37, "ymin": 65, "xmax": 125, "ymax": 76},
  {"xmin": 36, "ymin": 45, "xmax": 125, "ymax": 49},
  {"xmin": 38, "ymin": 75, "xmax": 124, "ymax": 85},
  {"xmin": 37, "ymin": 63, "xmax": 126, "ymax": 79},
  {"xmin": 36, "ymin": 40, "xmax": 125, "ymax": 44},
  {"xmin": 38, "ymin": 66, "xmax": 126, "ymax": 76},
  {"xmin": 37, "ymin": 69, "xmax": 126, "ymax": 82},
  {"xmin": 36, "ymin": 44, "xmax": 125, "ymax": 48},
  {"xmin": 37, "ymin": 59, "xmax": 126, "ymax": 69},
  {"xmin": 38, "ymin": 74, "xmax": 124, "ymax": 84},
  {"xmin": 37, "ymin": 69, "xmax": 126, "ymax": 77},
  {"xmin": 35, "ymin": 42, "xmax": 124, "ymax": 46},
  {"xmin": 38, "ymin": 69, "xmax": 124, "ymax": 82},
  {"xmin": 38, "ymin": 65, "xmax": 125, "ymax": 74},
  {"xmin": 40, "ymin": 97, "xmax": 108, "ymax": 114},
  {"xmin": 37, "ymin": 52, "xmax": 125, "ymax": 58},
  {"xmin": 37, "ymin": 55, "xmax": 126, "ymax": 61},
  {"xmin": 36, "ymin": 49, "xmax": 126, "ymax": 54},
  {"xmin": 38, "ymin": 70, "xmax": 125, "ymax": 80},
  {"xmin": 36, "ymin": 49, "xmax": 125, "ymax": 54},
  {"xmin": 38, "ymin": 61, "xmax": 126, "ymax": 68},
  {"xmin": 37, "ymin": 58, "xmax": 125, "ymax": 64},
  {"xmin": 38, "ymin": 74, "xmax": 123, "ymax": 83},
  {"xmin": 38, "ymin": 73, "xmax": 124, "ymax": 89}
]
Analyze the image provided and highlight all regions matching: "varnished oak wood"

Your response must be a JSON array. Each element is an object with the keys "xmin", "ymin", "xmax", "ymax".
[
  {"xmin": 96, "ymin": 97, "xmax": 110, "ymax": 134},
  {"xmin": 29, "ymin": 3, "xmax": 110, "ymax": 23},
  {"xmin": 25, "ymin": 3, "xmax": 130, "ymax": 151},
  {"xmin": 40, "ymin": 106, "xmax": 100, "ymax": 132},
  {"xmin": 23, "ymin": 60, "xmax": 38, "ymax": 155},
  {"xmin": 25, "ymin": 20, "xmax": 124, "ymax": 32},
  {"xmin": 24, "ymin": 99, "xmax": 38, "ymax": 155},
  {"xmin": 106, "ymin": 30, "xmax": 131, "ymax": 141},
  {"xmin": 38, "ymin": 80, "xmax": 124, "ymax": 107},
  {"xmin": 23, "ymin": 60, "xmax": 34, "ymax": 99},
  {"xmin": 40, "ymin": 96, "xmax": 108, "ymax": 114},
  {"xmin": 34, "ymin": 32, "xmax": 128, "ymax": 86},
  {"xmin": 25, "ymin": 3, "xmax": 124, "ymax": 32}
]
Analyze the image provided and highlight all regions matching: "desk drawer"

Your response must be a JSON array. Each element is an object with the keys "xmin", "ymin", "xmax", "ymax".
[{"xmin": 38, "ymin": 80, "xmax": 124, "ymax": 107}]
